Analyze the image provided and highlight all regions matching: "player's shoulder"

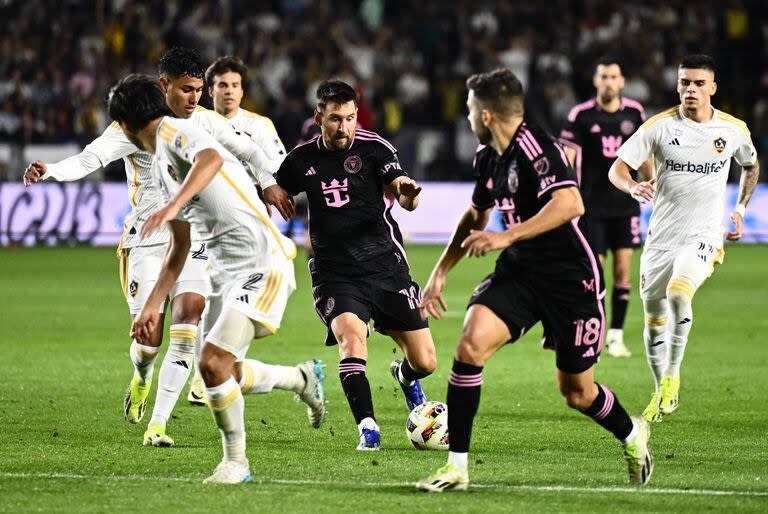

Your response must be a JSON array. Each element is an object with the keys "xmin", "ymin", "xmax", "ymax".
[
  {"xmin": 193, "ymin": 105, "xmax": 229, "ymax": 122},
  {"xmin": 239, "ymin": 108, "xmax": 277, "ymax": 128},
  {"xmin": 286, "ymin": 135, "xmax": 321, "ymax": 160},
  {"xmin": 515, "ymin": 122, "xmax": 560, "ymax": 163},
  {"xmin": 472, "ymin": 144, "xmax": 494, "ymax": 170},
  {"xmin": 715, "ymin": 109, "xmax": 751, "ymax": 137},
  {"xmin": 566, "ymin": 98, "xmax": 597, "ymax": 122},
  {"xmin": 640, "ymin": 106, "xmax": 680, "ymax": 131},
  {"xmin": 354, "ymin": 128, "xmax": 398, "ymax": 155},
  {"xmin": 620, "ymin": 97, "xmax": 645, "ymax": 117}
]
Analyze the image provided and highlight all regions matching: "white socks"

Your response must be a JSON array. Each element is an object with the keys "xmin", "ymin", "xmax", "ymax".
[
  {"xmin": 642, "ymin": 299, "xmax": 668, "ymax": 391},
  {"xmin": 239, "ymin": 359, "xmax": 305, "ymax": 394},
  {"xmin": 130, "ymin": 340, "xmax": 160, "ymax": 384},
  {"xmin": 665, "ymin": 288, "xmax": 693, "ymax": 377},
  {"xmin": 149, "ymin": 324, "xmax": 197, "ymax": 427},
  {"xmin": 448, "ymin": 451, "xmax": 468, "ymax": 470},
  {"xmin": 206, "ymin": 377, "xmax": 246, "ymax": 463}
]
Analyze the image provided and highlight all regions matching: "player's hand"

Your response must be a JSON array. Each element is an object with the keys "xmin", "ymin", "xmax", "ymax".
[
  {"xmin": 397, "ymin": 177, "xmax": 422, "ymax": 199},
  {"xmin": 726, "ymin": 211, "xmax": 744, "ymax": 241},
  {"xmin": 461, "ymin": 229, "xmax": 515, "ymax": 257},
  {"xmin": 141, "ymin": 204, "xmax": 180, "ymax": 239},
  {"xmin": 419, "ymin": 273, "xmax": 448, "ymax": 320},
  {"xmin": 23, "ymin": 160, "xmax": 47, "ymax": 186},
  {"xmin": 263, "ymin": 184, "xmax": 295, "ymax": 220},
  {"xmin": 629, "ymin": 178, "xmax": 656, "ymax": 204},
  {"xmin": 131, "ymin": 307, "xmax": 160, "ymax": 344}
]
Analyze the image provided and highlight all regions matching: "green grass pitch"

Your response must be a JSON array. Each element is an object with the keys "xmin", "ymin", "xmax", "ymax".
[{"xmin": 0, "ymin": 244, "xmax": 766, "ymax": 513}]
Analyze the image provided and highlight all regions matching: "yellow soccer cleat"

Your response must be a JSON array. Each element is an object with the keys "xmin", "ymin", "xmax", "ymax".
[
  {"xmin": 187, "ymin": 371, "xmax": 207, "ymax": 406},
  {"xmin": 143, "ymin": 423, "xmax": 174, "ymax": 447},
  {"xmin": 659, "ymin": 376, "xmax": 680, "ymax": 415},
  {"xmin": 124, "ymin": 374, "xmax": 151, "ymax": 424},
  {"xmin": 642, "ymin": 392, "xmax": 662, "ymax": 423},
  {"xmin": 416, "ymin": 463, "xmax": 469, "ymax": 493}
]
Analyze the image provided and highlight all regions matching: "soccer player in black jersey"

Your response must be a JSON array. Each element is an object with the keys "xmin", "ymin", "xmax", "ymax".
[
  {"xmin": 275, "ymin": 80, "xmax": 437, "ymax": 450},
  {"xmin": 560, "ymin": 57, "xmax": 651, "ymax": 358},
  {"xmin": 415, "ymin": 69, "xmax": 652, "ymax": 492}
]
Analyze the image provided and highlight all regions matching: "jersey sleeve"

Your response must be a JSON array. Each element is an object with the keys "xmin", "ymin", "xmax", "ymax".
[
  {"xmin": 43, "ymin": 122, "xmax": 137, "ymax": 181},
  {"xmin": 616, "ymin": 121, "xmax": 656, "ymax": 170},
  {"xmin": 534, "ymin": 140, "xmax": 579, "ymax": 200},
  {"xmin": 733, "ymin": 128, "xmax": 757, "ymax": 167},
  {"xmin": 165, "ymin": 121, "xmax": 218, "ymax": 165},
  {"xmin": 559, "ymin": 112, "xmax": 581, "ymax": 148},
  {"xmin": 470, "ymin": 148, "xmax": 494, "ymax": 211},
  {"xmin": 275, "ymin": 154, "xmax": 304, "ymax": 196},
  {"xmin": 374, "ymin": 139, "xmax": 407, "ymax": 184}
]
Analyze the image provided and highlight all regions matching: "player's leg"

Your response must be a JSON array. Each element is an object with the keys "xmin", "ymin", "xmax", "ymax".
[
  {"xmin": 606, "ymin": 245, "xmax": 634, "ymax": 357},
  {"xmin": 387, "ymin": 328, "xmax": 436, "ymax": 410}
]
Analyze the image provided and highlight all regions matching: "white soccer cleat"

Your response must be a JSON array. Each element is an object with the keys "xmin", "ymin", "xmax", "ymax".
[
  {"xmin": 202, "ymin": 460, "xmax": 254, "ymax": 485},
  {"xmin": 605, "ymin": 329, "xmax": 632, "ymax": 358},
  {"xmin": 416, "ymin": 463, "xmax": 469, "ymax": 492},
  {"xmin": 623, "ymin": 416, "xmax": 653, "ymax": 485},
  {"xmin": 295, "ymin": 359, "xmax": 327, "ymax": 428}
]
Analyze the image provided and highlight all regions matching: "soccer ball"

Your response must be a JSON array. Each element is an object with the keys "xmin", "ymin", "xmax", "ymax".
[{"xmin": 406, "ymin": 401, "xmax": 449, "ymax": 450}]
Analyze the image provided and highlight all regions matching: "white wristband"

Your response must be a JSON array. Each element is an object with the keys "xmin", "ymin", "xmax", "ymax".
[{"xmin": 734, "ymin": 204, "xmax": 746, "ymax": 217}]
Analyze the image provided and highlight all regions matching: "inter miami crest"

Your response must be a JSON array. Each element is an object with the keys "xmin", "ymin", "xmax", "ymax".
[
  {"xmin": 713, "ymin": 137, "xmax": 727, "ymax": 154},
  {"xmin": 507, "ymin": 160, "xmax": 519, "ymax": 193},
  {"xmin": 343, "ymin": 155, "xmax": 362, "ymax": 174}
]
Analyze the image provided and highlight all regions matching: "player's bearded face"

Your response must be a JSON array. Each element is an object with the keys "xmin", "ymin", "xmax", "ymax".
[
  {"xmin": 467, "ymin": 93, "xmax": 492, "ymax": 145},
  {"xmin": 317, "ymin": 101, "xmax": 357, "ymax": 150},
  {"xmin": 677, "ymin": 68, "xmax": 716, "ymax": 112},
  {"xmin": 162, "ymin": 76, "xmax": 204, "ymax": 119},
  {"xmin": 594, "ymin": 64, "xmax": 624, "ymax": 102}
]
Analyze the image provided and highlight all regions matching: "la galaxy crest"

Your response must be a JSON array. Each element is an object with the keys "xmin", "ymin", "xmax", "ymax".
[
  {"xmin": 713, "ymin": 136, "xmax": 726, "ymax": 154},
  {"xmin": 167, "ymin": 164, "xmax": 179, "ymax": 181},
  {"xmin": 129, "ymin": 280, "xmax": 139, "ymax": 297}
]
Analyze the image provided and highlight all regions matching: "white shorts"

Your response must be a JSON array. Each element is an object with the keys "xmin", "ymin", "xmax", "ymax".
[
  {"xmin": 639, "ymin": 240, "xmax": 725, "ymax": 301},
  {"xmin": 204, "ymin": 252, "xmax": 296, "ymax": 360},
  {"xmin": 119, "ymin": 243, "xmax": 212, "ymax": 315}
]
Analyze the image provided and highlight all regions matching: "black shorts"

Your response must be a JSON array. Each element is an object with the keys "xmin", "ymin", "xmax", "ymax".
[
  {"xmin": 586, "ymin": 215, "xmax": 641, "ymax": 255},
  {"xmin": 468, "ymin": 261, "xmax": 606, "ymax": 374},
  {"xmin": 310, "ymin": 262, "xmax": 428, "ymax": 346}
]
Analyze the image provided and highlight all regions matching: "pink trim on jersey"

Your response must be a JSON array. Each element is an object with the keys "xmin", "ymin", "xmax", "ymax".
[
  {"xmin": 570, "ymin": 218, "xmax": 607, "ymax": 354},
  {"xmin": 356, "ymin": 128, "xmax": 397, "ymax": 154},
  {"xmin": 558, "ymin": 138, "xmax": 582, "ymax": 184},
  {"xmin": 517, "ymin": 136, "xmax": 536, "ymax": 160},
  {"xmin": 554, "ymin": 141, "xmax": 571, "ymax": 168},
  {"xmin": 567, "ymin": 99, "xmax": 597, "ymax": 122},
  {"xmin": 520, "ymin": 128, "xmax": 543, "ymax": 155},
  {"xmin": 382, "ymin": 190, "xmax": 410, "ymax": 268},
  {"xmin": 620, "ymin": 98, "xmax": 645, "ymax": 119},
  {"xmin": 537, "ymin": 180, "xmax": 578, "ymax": 198},
  {"xmin": 595, "ymin": 385, "xmax": 615, "ymax": 420}
]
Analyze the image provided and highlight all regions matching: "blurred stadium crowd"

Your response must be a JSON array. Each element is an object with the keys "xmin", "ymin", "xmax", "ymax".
[{"xmin": 0, "ymin": 0, "xmax": 766, "ymax": 181}]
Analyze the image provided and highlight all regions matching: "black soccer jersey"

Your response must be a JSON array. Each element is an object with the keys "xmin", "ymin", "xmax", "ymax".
[
  {"xmin": 559, "ymin": 98, "xmax": 645, "ymax": 217},
  {"xmin": 276, "ymin": 128, "xmax": 410, "ymax": 279},
  {"xmin": 471, "ymin": 121, "xmax": 596, "ymax": 277}
]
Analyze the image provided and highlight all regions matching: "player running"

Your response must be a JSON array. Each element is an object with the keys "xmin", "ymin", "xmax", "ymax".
[
  {"xmin": 22, "ymin": 47, "xmax": 312, "ymax": 447},
  {"xmin": 609, "ymin": 54, "xmax": 759, "ymax": 422},
  {"xmin": 275, "ymin": 80, "xmax": 437, "ymax": 451},
  {"xmin": 416, "ymin": 69, "xmax": 652, "ymax": 492},
  {"xmin": 560, "ymin": 57, "xmax": 651, "ymax": 358}
]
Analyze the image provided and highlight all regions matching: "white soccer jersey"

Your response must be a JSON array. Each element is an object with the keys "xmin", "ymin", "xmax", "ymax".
[
  {"xmin": 229, "ymin": 107, "xmax": 287, "ymax": 178},
  {"xmin": 152, "ymin": 116, "xmax": 297, "ymax": 262},
  {"xmin": 617, "ymin": 105, "xmax": 757, "ymax": 250}
]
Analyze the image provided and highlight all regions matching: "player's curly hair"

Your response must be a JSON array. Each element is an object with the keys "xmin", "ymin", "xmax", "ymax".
[
  {"xmin": 158, "ymin": 46, "xmax": 206, "ymax": 79},
  {"xmin": 466, "ymin": 68, "xmax": 524, "ymax": 118},
  {"xmin": 108, "ymin": 74, "xmax": 171, "ymax": 130},
  {"xmin": 205, "ymin": 56, "xmax": 249, "ymax": 90},
  {"xmin": 316, "ymin": 80, "xmax": 358, "ymax": 111}
]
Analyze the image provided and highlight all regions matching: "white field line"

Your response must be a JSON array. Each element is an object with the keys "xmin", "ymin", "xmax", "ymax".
[{"xmin": 1, "ymin": 471, "xmax": 766, "ymax": 497}]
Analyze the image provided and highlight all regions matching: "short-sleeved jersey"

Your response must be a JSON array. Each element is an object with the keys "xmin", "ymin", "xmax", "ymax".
[
  {"xmin": 152, "ymin": 116, "xmax": 297, "ymax": 263},
  {"xmin": 275, "ymin": 128, "xmax": 409, "ymax": 279},
  {"xmin": 560, "ymin": 98, "xmax": 645, "ymax": 218},
  {"xmin": 472, "ymin": 121, "xmax": 593, "ymax": 277},
  {"xmin": 617, "ymin": 105, "xmax": 757, "ymax": 250}
]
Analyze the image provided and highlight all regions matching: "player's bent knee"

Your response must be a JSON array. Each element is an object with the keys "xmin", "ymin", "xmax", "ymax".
[
  {"xmin": 666, "ymin": 277, "xmax": 695, "ymax": 305},
  {"xmin": 410, "ymin": 351, "xmax": 437, "ymax": 375},
  {"xmin": 455, "ymin": 335, "xmax": 491, "ymax": 367}
]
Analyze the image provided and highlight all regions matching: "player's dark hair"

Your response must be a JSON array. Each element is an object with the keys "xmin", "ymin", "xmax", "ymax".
[
  {"xmin": 595, "ymin": 55, "xmax": 622, "ymax": 73},
  {"xmin": 108, "ymin": 74, "xmax": 171, "ymax": 130},
  {"xmin": 679, "ymin": 54, "xmax": 716, "ymax": 74},
  {"xmin": 316, "ymin": 80, "xmax": 358, "ymax": 111},
  {"xmin": 466, "ymin": 68, "xmax": 524, "ymax": 117},
  {"xmin": 205, "ymin": 56, "xmax": 249, "ymax": 90},
  {"xmin": 158, "ymin": 46, "xmax": 206, "ymax": 79}
]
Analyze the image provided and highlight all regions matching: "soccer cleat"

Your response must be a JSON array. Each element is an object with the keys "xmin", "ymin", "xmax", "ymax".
[
  {"xmin": 622, "ymin": 416, "xmax": 653, "ymax": 485},
  {"xmin": 124, "ymin": 374, "xmax": 151, "ymax": 424},
  {"xmin": 390, "ymin": 359, "xmax": 427, "ymax": 411},
  {"xmin": 356, "ymin": 424, "xmax": 381, "ymax": 451},
  {"xmin": 605, "ymin": 330, "xmax": 632, "ymax": 358},
  {"xmin": 416, "ymin": 463, "xmax": 470, "ymax": 493},
  {"xmin": 659, "ymin": 375, "xmax": 680, "ymax": 415},
  {"xmin": 143, "ymin": 423, "xmax": 174, "ymax": 447},
  {"xmin": 642, "ymin": 392, "xmax": 663, "ymax": 423},
  {"xmin": 295, "ymin": 359, "xmax": 327, "ymax": 428},
  {"xmin": 203, "ymin": 459, "xmax": 254, "ymax": 485},
  {"xmin": 187, "ymin": 372, "xmax": 207, "ymax": 406}
]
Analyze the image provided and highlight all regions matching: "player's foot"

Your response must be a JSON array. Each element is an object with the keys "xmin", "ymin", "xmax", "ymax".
[
  {"xmin": 416, "ymin": 463, "xmax": 470, "ymax": 493},
  {"xmin": 203, "ymin": 459, "xmax": 253, "ymax": 485},
  {"xmin": 142, "ymin": 423, "xmax": 174, "ymax": 447},
  {"xmin": 642, "ymin": 392, "xmax": 662, "ymax": 423},
  {"xmin": 659, "ymin": 375, "xmax": 680, "ymax": 415},
  {"xmin": 124, "ymin": 374, "xmax": 151, "ymax": 424},
  {"xmin": 390, "ymin": 359, "xmax": 427, "ymax": 411},
  {"xmin": 187, "ymin": 372, "xmax": 207, "ymax": 406},
  {"xmin": 605, "ymin": 329, "xmax": 632, "ymax": 358},
  {"xmin": 295, "ymin": 359, "xmax": 327, "ymax": 428},
  {"xmin": 356, "ymin": 418, "xmax": 380, "ymax": 451},
  {"xmin": 622, "ymin": 416, "xmax": 653, "ymax": 485}
]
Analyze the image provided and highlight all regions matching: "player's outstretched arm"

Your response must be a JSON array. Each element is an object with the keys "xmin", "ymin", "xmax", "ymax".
[
  {"xmin": 727, "ymin": 160, "xmax": 760, "ymax": 241},
  {"xmin": 386, "ymin": 176, "xmax": 422, "ymax": 211},
  {"xmin": 131, "ymin": 220, "xmax": 191, "ymax": 343},
  {"xmin": 419, "ymin": 206, "xmax": 491, "ymax": 320},
  {"xmin": 609, "ymin": 158, "xmax": 655, "ymax": 203}
]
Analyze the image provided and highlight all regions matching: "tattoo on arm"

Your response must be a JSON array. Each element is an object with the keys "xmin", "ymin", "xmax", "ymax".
[{"xmin": 737, "ymin": 161, "xmax": 760, "ymax": 207}]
